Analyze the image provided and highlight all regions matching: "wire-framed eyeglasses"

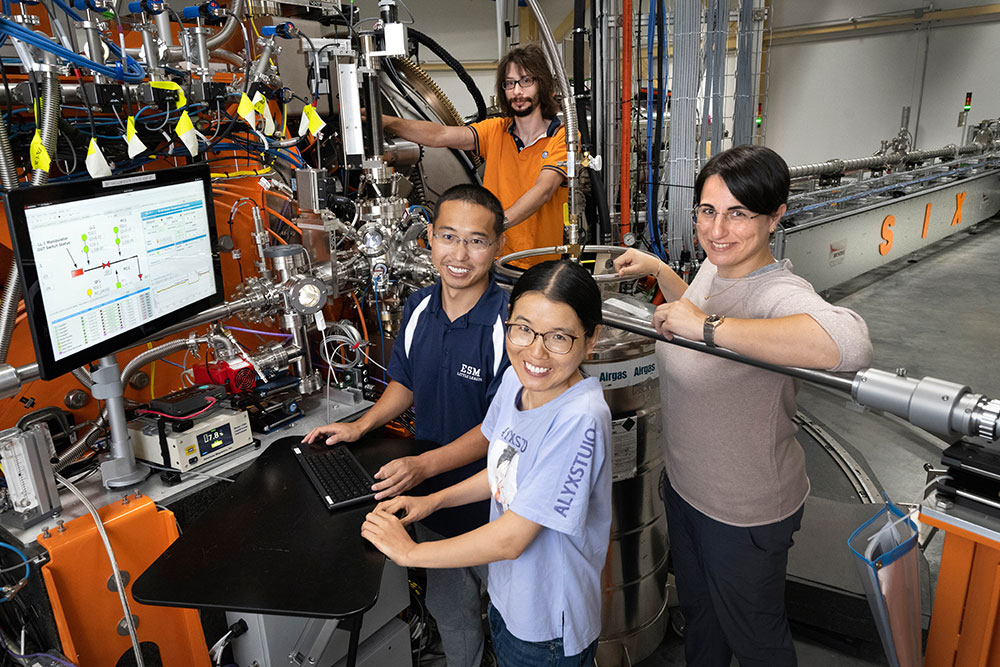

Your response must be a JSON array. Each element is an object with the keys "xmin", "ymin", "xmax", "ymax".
[
  {"xmin": 692, "ymin": 205, "xmax": 764, "ymax": 227},
  {"xmin": 504, "ymin": 322, "xmax": 580, "ymax": 355},
  {"xmin": 501, "ymin": 76, "xmax": 537, "ymax": 91}
]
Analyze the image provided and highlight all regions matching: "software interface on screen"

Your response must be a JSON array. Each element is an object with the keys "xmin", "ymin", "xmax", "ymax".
[{"xmin": 22, "ymin": 180, "xmax": 216, "ymax": 363}]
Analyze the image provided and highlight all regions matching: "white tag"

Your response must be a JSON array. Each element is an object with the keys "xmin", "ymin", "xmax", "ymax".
[{"xmin": 314, "ymin": 310, "xmax": 326, "ymax": 331}]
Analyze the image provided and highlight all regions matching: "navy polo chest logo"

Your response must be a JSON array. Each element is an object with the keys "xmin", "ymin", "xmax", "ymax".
[{"xmin": 458, "ymin": 364, "xmax": 483, "ymax": 382}]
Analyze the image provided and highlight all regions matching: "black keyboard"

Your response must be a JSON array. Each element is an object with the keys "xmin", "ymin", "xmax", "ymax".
[{"xmin": 293, "ymin": 444, "xmax": 378, "ymax": 511}]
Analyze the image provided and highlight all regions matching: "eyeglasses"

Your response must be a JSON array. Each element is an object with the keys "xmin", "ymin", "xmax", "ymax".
[
  {"xmin": 432, "ymin": 232, "xmax": 497, "ymax": 254},
  {"xmin": 501, "ymin": 76, "xmax": 537, "ymax": 91},
  {"xmin": 505, "ymin": 322, "xmax": 579, "ymax": 355},
  {"xmin": 692, "ymin": 205, "xmax": 764, "ymax": 227}
]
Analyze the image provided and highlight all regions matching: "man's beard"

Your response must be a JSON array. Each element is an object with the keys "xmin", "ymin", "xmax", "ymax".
[{"xmin": 510, "ymin": 96, "xmax": 536, "ymax": 118}]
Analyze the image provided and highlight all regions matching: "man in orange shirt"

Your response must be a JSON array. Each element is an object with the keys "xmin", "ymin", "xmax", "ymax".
[{"xmin": 382, "ymin": 44, "xmax": 568, "ymax": 259}]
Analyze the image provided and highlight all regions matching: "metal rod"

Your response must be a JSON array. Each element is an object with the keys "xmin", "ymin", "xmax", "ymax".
[{"xmin": 600, "ymin": 311, "xmax": 857, "ymax": 393}]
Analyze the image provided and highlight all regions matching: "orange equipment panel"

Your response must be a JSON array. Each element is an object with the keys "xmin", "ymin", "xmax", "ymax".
[
  {"xmin": 923, "ymin": 508, "xmax": 1000, "ymax": 667},
  {"xmin": 38, "ymin": 493, "xmax": 210, "ymax": 667}
]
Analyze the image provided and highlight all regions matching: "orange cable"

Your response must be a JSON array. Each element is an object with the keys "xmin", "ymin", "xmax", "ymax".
[
  {"xmin": 265, "ymin": 228, "xmax": 288, "ymax": 245},
  {"xmin": 350, "ymin": 291, "xmax": 369, "ymax": 342},
  {"xmin": 264, "ymin": 207, "xmax": 303, "ymax": 235}
]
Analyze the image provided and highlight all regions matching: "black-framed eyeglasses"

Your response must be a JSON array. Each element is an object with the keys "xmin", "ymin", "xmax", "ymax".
[
  {"xmin": 501, "ymin": 75, "xmax": 537, "ymax": 91},
  {"xmin": 691, "ymin": 204, "xmax": 764, "ymax": 226},
  {"xmin": 504, "ymin": 322, "xmax": 579, "ymax": 355},
  {"xmin": 432, "ymin": 232, "xmax": 497, "ymax": 254}
]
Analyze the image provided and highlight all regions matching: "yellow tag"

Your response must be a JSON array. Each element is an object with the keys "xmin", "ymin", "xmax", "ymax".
[
  {"xmin": 86, "ymin": 138, "xmax": 112, "ymax": 178},
  {"xmin": 124, "ymin": 116, "xmax": 148, "ymax": 159},
  {"xmin": 237, "ymin": 93, "xmax": 255, "ymax": 121},
  {"xmin": 149, "ymin": 80, "xmax": 187, "ymax": 109},
  {"xmin": 251, "ymin": 91, "xmax": 267, "ymax": 114},
  {"xmin": 302, "ymin": 104, "xmax": 326, "ymax": 136},
  {"xmin": 176, "ymin": 111, "xmax": 199, "ymax": 156},
  {"xmin": 175, "ymin": 111, "xmax": 195, "ymax": 137},
  {"xmin": 30, "ymin": 130, "xmax": 50, "ymax": 172}
]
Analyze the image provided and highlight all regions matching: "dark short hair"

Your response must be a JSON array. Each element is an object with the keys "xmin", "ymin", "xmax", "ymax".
[
  {"xmin": 435, "ymin": 184, "xmax": 505, "ymax": 238},
  {"xmin": 495, "ymin": 44, "xmax": 560, "ymax": 120},
  {"xmin": 694, "ymin": 145, "xmax": 790, "ymax": 215},
  {"xmin": 508, "ymin": 260, "xmax": 602, "ymax": 337}
]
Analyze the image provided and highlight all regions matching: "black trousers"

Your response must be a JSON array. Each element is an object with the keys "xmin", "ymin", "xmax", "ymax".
[{"xmin": 661, "ymin": 473, "xmax": 804, "ymax": 667}]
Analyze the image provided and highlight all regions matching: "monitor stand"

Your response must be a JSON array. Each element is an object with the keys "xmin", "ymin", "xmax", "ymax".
[{"xmin": 92, "ymin": 355, "xmax": 150, "ymax": 488}]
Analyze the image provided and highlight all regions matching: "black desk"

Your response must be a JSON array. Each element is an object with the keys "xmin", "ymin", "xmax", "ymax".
[{"xmin": 133, "ymin": 434, "xmax": 412, "ymax": 666}]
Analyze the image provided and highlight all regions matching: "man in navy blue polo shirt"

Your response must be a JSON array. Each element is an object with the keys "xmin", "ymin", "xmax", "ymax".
[{"xmin": 304, "ymin": 183, "xmax": 510, "ymax": 667}]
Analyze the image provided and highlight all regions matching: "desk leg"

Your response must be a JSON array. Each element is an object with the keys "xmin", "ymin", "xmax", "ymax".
[{"xmin": 345, "ymin": 614, "xmax": 362, "ymax": 667}]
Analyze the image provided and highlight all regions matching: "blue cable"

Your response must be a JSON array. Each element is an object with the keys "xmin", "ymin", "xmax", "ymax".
[
  {"xmin": 372, "ymin": 278, "xmax": 386, "ymax": 382},
  {"xmin": 0, "ymin": 17, "xmax": 144, "ymax": 82},
  {"xmin": 0, "ymin": 542, "xmax": 30, "ymax": 602},
  {"xmin": 644, "ymin": 0, "xmax": 665, "ymax": 259}
]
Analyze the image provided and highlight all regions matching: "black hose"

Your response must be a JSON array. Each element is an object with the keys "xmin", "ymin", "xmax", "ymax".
[
  {"xmin": 408, "ymin": 28, "xmax": 487, "ymax": 122},
  {"xmin": 587, "ymin": 166, "xmax": 611, "ymax": 243},
  {"xmin": 650, "ymin": 0, "xmax": 666, "ymax": 249}
]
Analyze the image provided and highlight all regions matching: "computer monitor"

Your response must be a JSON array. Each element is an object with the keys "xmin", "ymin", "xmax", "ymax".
[{"xmin": 5, "ymin": 165, "xmax": 224, "ymax": 380}]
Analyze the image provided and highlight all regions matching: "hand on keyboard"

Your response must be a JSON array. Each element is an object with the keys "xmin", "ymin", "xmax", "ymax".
[
  {"xmin": 373, "ymin": 455, "xmax": 429, "ymax": 500},
  {"xmin": 302, "ymin": 421, "xmax": 365, "ymax": 446}
]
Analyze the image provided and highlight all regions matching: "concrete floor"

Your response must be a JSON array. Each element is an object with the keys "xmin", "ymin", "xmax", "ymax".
[{"xmin": 632, "ymin": 218, "xmax": 1000, "ymax": 666}]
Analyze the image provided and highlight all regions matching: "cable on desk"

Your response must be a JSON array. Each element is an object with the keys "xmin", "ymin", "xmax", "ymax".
[
  {"xmin": 142, "ymin": 461, "xmax": 235, "ymax": 484},
  {"xmin": 54, "ymin": 474, "xmax": 144, "ymax": 667}
]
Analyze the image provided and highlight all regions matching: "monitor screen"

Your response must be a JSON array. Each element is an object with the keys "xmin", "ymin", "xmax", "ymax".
[{"xmin": 5, "ymin": 165, "xmax": 224, "ymax": 380}]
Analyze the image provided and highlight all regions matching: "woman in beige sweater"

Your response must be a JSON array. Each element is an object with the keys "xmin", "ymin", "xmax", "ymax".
[{"xmin": 615, "ymin": 145, "xmax": 873, "ymax": 667}]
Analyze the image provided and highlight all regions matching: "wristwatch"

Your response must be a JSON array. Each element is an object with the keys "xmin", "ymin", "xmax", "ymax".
[{"xmin": 703, "ymin": 314, "xmax": 726, "ymax": 347}]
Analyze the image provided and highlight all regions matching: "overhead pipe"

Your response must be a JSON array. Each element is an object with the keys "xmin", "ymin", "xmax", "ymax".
[{"xmin": 788, "ymin": 142, "xmax": 992, "ymax": 178}]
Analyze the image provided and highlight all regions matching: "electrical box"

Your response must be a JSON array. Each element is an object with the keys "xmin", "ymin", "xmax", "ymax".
[{"xmin": 128, "ymin": 408, "xmax": 254, "ymax": 472}]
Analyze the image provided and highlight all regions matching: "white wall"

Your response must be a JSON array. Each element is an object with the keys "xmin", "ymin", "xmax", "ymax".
[{"xmin": 765, "ymin": 1, "xmax": 1000, "ymax": 166}]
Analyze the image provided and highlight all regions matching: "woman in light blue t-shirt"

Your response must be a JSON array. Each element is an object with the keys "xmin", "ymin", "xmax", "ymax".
[{"xmin": 362, "ymin": 260, "xmax": 612, "ymax": 667}]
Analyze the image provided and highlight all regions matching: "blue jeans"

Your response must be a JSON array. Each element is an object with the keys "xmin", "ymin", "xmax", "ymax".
[{"xmin": 488, "ymin": 604, "xmax": 597, "ymax": 667}]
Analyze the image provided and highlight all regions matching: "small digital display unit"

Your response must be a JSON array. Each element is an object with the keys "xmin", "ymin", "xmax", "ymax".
[{"xmin": 4, "ymin": 165, "xmax": 223, "ymax": 380}]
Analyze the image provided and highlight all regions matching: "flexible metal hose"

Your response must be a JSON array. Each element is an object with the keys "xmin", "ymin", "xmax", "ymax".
[
  {"xmin": 0, "ymin": 265, "xmax": 21, "ymax": 363},
  {"xmin": 524, "ymin": 0, "xmax": 581, "ymax": 234},
  {"xmin": 1, "ymin": 67, "xmax": 62, "ymax": 361},
  {"xmin": 31, "ymin": 69, "xmax": 60, "ymax": 186},
  {"xmin": 0, "ymin": 117, "xmax": 18, "ymax": 189},
  {"xmin": 0, "ymin": 79, "xmax": 23, "ymax": 362},
  {"xmin": 55, "ymin": 334, "xmax": 234, "ymax": 470}
]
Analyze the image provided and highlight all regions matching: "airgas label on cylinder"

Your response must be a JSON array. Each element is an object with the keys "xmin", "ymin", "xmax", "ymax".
[{"xmin": 587, "ymin": 357, "xmax": 659, "ymax": 390}]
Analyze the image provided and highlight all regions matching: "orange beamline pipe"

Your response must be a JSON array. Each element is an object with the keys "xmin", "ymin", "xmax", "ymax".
[
  {"xmin": 262, "ymin": 191, "xmax": 295, "ymax": 205},
  {"xmin": 350, "ymin": 291, "xmax": 370, "ymax": 343},
  {"xmin": 264, "ymin": 207, "xmax": 303, "ymax": 235},
  {"xmin": 265, "ymin": 228, "xmax": 288, "ymax": 245},
  {"xmin": 620, "ymin": 0, "xmax": 632, "ymax": 238},
  {"xmin": 211, "ymin": 187, "xmax": 258, "ymax": 197},
  {"xmin": 212, "ymin": 189, "xmax": 258, "ymax": 203},
  {"xmin": 213, "ymin": 185, "xmax": 262, "ymax": 197}
]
